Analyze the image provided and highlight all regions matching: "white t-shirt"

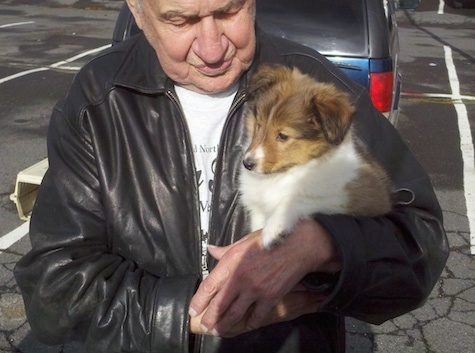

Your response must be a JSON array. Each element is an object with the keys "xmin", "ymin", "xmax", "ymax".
[{"xmin": 175, "ymin": 84, "xmax": 238, "ymax": 276}]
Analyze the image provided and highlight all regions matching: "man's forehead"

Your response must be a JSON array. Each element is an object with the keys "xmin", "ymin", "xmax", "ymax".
[{"xmin": 154, "ymin": 0, "xmax": 248, "ymax": 14}]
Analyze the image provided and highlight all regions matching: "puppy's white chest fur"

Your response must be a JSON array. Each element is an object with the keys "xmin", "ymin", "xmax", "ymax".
[
  {"xmin": 240, "ymin": 138, "xmax": 361, "ymax": 248},
  {"xmin": 240, "ymin": 64, "xmax": 392, "ymax": 249}
]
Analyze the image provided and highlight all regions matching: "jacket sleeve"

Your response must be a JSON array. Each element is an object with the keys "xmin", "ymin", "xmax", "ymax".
[
  {"xmin": 13, "ymin": 102, "xmax": 199, "ymax": 352},
  {"xmin": 316, "ymin": 90, "xmax": 449, "ymax": 324}
]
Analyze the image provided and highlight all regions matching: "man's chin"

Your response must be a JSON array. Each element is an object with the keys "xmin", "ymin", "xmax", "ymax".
[{"xmin": 186, "ymin": 75, "xmax": 240, "ymax": 95}]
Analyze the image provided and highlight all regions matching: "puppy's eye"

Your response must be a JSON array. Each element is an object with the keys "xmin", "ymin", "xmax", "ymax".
[{"xmin": 277, "ymin": 132, "xmax": 289, "ymax": 141}]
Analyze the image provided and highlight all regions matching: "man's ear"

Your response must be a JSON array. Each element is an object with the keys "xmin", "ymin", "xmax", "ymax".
[{"xmin": 126, "ymin": 0, "xmax": 144, "ymax": 30}]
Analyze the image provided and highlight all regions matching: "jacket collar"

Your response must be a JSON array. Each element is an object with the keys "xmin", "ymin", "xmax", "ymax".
[{"xmin": 111, "ymin": 33, "xmax": 169, "ymax": 94}]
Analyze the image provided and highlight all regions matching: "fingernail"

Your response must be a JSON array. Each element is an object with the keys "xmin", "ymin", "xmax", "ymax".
[
  {"xmin": 207, "ymin": 244, "xmax": 217, "ymax": 249},
  {"xmin": 189, "ymin": 308, "xmax": 197, "ymax": 317},
  {"xmin": 200, "ymin": 324, "xmax": 209, "ymax": 333},
  {"xmin": 211, "ymin": 328, "xmax": 219, "ymax": 336}
]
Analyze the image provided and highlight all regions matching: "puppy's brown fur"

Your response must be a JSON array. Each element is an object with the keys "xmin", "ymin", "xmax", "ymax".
[
  {"xmin": 241, "ymin": 65, "xmax": 393, "ymax": 247},
  {"xmin": 245, "ymin": 65, "xmax": 355, "ymax": 172}
]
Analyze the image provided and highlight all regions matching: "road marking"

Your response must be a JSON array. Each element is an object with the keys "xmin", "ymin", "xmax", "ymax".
[
  {"xmin": 438, "ymin": 0, "xmax": 445, "ymax": 14},
  {"xmin": 0, "ymin": 44, "xmax": 112, "ymax": 252},
  {"xmin": 49, "ymin": 44, "xmax": 111, "ymax": 68},
  {"xmin": 0, "ymin": 44, "xmax": 111, "ymax": 84},
  {"xmin": 51, "ymin": 65, "xmax": 82, "ymax": 71},
  {"xmin": 0, "ymin": 21, "xmax": 35, "ymax": 28},
  {"xmin": 0, "ymin": 67, "xmax": 50, "ymax": 84},
  {"xmin": 0, "ymin": 222, "xmax": 29, "ymax": 255},
  {"xmin": 402, "ymin": 92, "xmax": 475, "ymax": 102},
  {"xmin": 444, "ymin": 45, "xmax": 475, "ymax": 254}
]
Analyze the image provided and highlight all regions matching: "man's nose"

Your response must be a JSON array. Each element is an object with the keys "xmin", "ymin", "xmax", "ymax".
[{"xmin": 193, "ymin": 16, "xmax": 228, "ymax": 64}]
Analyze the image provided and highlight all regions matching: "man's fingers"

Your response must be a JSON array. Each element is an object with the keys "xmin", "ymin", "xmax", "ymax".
[
  {"xmin": 207, "ymin": 231, "xmax": 261, "ymax": 261},
  {"xmin": 189, "ymin": 270, "xmax": 228, "ymax": 317},
  {"xmin": 191, "ymin": 234, "xmax": 260, "ymax": 319},
  {"xmin": 244, "ymin": 300, "xmax": 275, "ymax": 331},
  {"xmin": 206, "ymin": 244, "xmax": 229, "ymax": 260},
  {"xmin": 198, "ymin": 285, "xmax": 240, "ymax": 332},
  {"xmin": 211, "ymin": 295, "xmax": 259, "ymax": 335},
  {"xmin": 254, "ymin": 291, "xmax": 324, "ymax": 328}
]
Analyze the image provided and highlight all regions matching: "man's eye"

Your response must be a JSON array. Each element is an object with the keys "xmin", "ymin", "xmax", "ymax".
[
  {"xmin": 165, "ymin": 16, "xmax": 199, "ymax": 27},
  {"xmin": 169, "ymin": 20, "xmax": 186, "ymax": 27},
  {"xmin": 215, "ymin": 10, "xmax": 237, "ymax": 20}
]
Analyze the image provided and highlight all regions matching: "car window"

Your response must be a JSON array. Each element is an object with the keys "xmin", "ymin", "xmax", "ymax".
[{"xmin": 256, "ymin": 0, "xmax": 368, "ymax": 57}]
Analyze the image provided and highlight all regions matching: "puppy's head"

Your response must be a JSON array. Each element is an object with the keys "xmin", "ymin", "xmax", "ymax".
[{"xmin": 243, "ymin": 64, "xmax": 355, "ymax": 174}]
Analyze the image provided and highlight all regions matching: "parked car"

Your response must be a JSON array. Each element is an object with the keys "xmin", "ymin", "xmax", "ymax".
[{"xmin": 112, "ymin": 0, "xmax": 420, "ymax": 126}]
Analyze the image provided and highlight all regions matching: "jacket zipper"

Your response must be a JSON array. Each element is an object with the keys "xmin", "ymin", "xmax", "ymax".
[
  {"xmin": 207, "ymin": 90, "xmax": 247, "ymax": 249},
  {"xmin": 166, "ymin": 89, "xmax": 203, "ymax": 277},
  {"xmin": 167, "ymin": 88, "xmax": 246, "ymax": 353}
]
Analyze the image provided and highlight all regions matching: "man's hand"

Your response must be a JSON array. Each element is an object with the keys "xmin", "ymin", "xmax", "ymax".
[
  {"xmin": 190, "ymin": 284, "xmax": 326, "ymax": 337},
  {"xmin": 188, "ymin": 220, "xmax": 341, "ymax": 337}
]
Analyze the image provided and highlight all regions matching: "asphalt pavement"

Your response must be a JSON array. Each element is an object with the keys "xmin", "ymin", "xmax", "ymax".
[{"xmin": 1, "ymin": 0, "xmax": 474, "ymax": 352}]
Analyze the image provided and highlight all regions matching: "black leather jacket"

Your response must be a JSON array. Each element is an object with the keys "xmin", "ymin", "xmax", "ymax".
[{"xmin": 14, "ymin": 30, "xmax": 448, "ymax": 353}]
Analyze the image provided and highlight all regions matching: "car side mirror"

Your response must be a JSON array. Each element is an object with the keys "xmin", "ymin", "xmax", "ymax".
[{"xmin": 395, "ymin": 0, "xmax": 420, "ymax": 9}]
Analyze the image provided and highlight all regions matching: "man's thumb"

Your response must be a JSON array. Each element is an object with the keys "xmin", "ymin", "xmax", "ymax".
[{"xmin": 207, "ymin": 244, "xmax": 230, "ymax": 260}]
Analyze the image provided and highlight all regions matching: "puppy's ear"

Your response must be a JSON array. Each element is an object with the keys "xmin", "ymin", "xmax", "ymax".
[
  {"xmin": 310, "ymin": 83, "xmax": 355, "ymax": 145},
  {"xmin": 247, "ymin": 64, "xmax": 288, "ymax": 102}
]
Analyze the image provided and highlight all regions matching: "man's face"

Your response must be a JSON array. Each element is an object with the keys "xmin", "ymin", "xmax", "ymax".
[{"xmin": 128, "ymin": 0, "xmax": 256, "ymax": 94}]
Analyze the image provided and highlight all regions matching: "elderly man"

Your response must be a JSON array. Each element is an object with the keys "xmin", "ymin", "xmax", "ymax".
[{"xmin": 14, "ymin": 0, "xmax": 448, "ymax": 352}]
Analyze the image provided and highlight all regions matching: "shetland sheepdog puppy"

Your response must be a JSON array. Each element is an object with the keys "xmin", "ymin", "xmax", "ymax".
[{"xmin": 239, "ymin": 64, "xmax": 393, "ymax": 249}]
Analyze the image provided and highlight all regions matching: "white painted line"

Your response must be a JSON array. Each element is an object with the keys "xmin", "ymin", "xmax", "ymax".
[
  {"xmin": 52, "ymin": 65, "xmax": 82, "ymax": 71},
  {"xmin": 444, "ymin": 45, "xmax": 475, "ymax": 255},
  {"xmin": 49, "ymin": 44, "xmax": 111, "ymax": 68},
  {"xmin": 0, "ymin": 21, "xmax": 35, "ymax": 29},
  {"xmin": 438, "ymin": 0, "xmax": 445, "ymax": 14},
  {"xmin": 0, "ymin": 44, "xmax": 112, "ymax": 252},
  {"xmin": 0, "ymin": 44, "xmax": 111, "ymax": 84},
  {"xmin": 0, "ymin": 222, "xmax": 29, "ymax": 254},
  {"xmin": 0, "ymin": 67, "xmax": 50, "ymax": 84}
]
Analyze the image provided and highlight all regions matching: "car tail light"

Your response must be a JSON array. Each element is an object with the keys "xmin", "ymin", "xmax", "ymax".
[{"xmin": 369, "ymin": 72, "xmax": 393, "ymax": 112}]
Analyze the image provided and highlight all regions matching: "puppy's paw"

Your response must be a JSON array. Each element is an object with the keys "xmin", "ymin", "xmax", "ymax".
[{"xmin": 261, "ymin": 225, "xmax": 290, "ymax": 250}]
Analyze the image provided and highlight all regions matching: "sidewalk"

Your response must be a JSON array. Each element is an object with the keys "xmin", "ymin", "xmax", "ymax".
[{"xmin": 345, "ymin": 187, "xmax": 474, "ymax": 352}]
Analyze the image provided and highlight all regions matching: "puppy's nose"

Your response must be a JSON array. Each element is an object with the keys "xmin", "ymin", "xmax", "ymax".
[{"xmin": 243, "ymin": 158, "xmax": 256, "ymax": 171}]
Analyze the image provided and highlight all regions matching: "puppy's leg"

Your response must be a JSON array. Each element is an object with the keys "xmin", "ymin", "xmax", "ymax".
[
  {"xmin": 261, "ymin": 205, "xmax": 300, "ymax": 249},
  {"xmin": 250, "ymin": 210, "xmax": 266, "ymax": 232}
]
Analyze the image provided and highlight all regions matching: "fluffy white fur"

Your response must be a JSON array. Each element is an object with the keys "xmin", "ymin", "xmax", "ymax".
[
  {"xmin": 239, "ymin": 64, "xmax": 392, "ymax": 249},
  {"xmin": 240, "ymin": 134, "xmax": 361, "ymax": 248}
]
